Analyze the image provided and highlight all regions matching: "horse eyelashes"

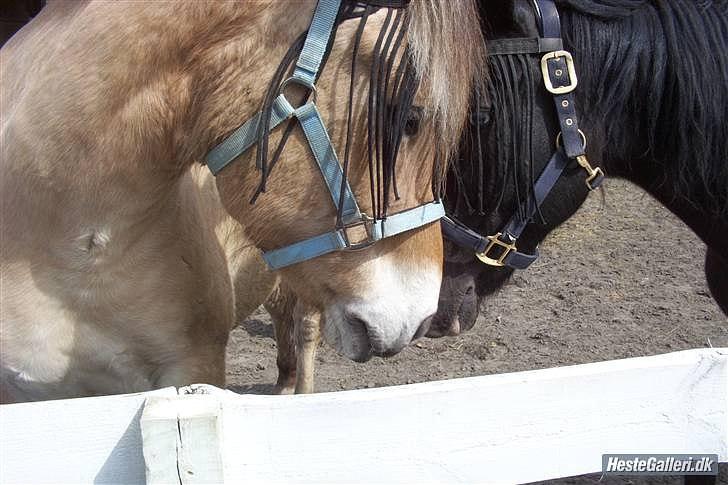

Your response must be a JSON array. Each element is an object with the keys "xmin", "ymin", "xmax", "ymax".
[
  {"xmin": 404, "ymin": 106, "xmax": 424, "ymax": 136},
  {"xmin": 469, "ymin": 107, "xmax": 493, "ymax": 126}
]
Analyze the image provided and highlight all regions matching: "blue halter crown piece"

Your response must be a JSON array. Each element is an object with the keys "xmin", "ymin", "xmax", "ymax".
[{"xmin": 205, "ymin": 0, "xmax": 444, "ymax": 270}]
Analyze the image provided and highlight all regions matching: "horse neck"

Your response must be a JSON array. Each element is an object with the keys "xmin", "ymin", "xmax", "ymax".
[
  {"xmin": 0, "ymin": 0, "xmax": 321, "ymax": 262},
  {"xmin": 563, "ymin": 2, "xmax": 728, "ymax": 250}
]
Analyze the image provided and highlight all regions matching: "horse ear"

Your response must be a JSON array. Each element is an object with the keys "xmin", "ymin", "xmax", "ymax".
[
  {"xmin": 478, "ymin": 0, "xmax": 515, "ymax": 33},
  {"xmin": 479, "ymin": 0, "xmax": 541, "ymax": 39},
  {"xmin": 512, "ymin": 0, "xmax": 542, "ymax": 36}
]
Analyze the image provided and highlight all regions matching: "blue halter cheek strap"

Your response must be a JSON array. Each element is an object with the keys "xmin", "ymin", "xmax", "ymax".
[{"xmin": 204, "ymin": 0, "xmax": 445, "ymax": 270}]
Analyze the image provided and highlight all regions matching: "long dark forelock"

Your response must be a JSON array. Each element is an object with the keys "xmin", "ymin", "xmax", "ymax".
[
  {"xmin": 558, "ymin": 0, "xmax": 728, "ymax": 217},
  {"xmin": 335, "ymin": 1, "xmax": 420, "ymax": 222},
  {"xmin": 364, "ymin": 6, "xmax": 419, "ymax": 219},
  {"xmin": 452, "ymin": 53, "xmax": 538, "ymax": 222}
]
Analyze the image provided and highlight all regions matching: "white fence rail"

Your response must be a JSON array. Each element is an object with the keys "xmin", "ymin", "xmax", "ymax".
[{"xmin": 1, "ymin": 348, "xmax": 726, "ymax": 484}]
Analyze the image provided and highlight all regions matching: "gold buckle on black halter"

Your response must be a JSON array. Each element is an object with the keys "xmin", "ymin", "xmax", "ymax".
[
  {"xmin": 556, "ymin": 130, "xmax": 604, "ymax": 191},
  {"xmin": 541, "ymin": 50, "xmax": 578, "ymax": 95},
  {"xmin": 476, "ymin": 232, "xmax": 517, "ymax": 267}
]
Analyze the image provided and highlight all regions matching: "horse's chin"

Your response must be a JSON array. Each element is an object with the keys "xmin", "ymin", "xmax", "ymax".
[{"xmin": 457, "ymin": 294, "xmax": 480, "ymax": 333}]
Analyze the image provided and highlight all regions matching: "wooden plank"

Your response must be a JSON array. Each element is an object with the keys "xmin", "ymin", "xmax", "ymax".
[
  {"xmin": 0, "ymin": 387, "xmax": 177, "ymax": 485},
  {"xmin": 140, "ymin": 396, "xmax": 183, "ymax": 485},
  {"xmin": 141, "ymin": 389, "xmax": 223, "ymax": 485},
  {"xmin": 209, "ymin": 348, "xmax": 727, "ymax": 484},
  {"xmin": 177, "ymin": 396, "xmax": 224, "ymax": 484}
]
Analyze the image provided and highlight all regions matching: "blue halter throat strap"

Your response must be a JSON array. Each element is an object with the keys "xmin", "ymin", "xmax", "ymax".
[
  {"xmin": 204, "ymin": 0, "xmax": 444, "ymax": 270},
  {"xmin": 442, "ymin": 0, "xmax": 604, "ymax": 270}
]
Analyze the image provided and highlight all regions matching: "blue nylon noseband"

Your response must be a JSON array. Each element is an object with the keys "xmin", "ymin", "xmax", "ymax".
[{"xmin": 204, "ymin": 0, "xmax": 444, "ymax": 270}]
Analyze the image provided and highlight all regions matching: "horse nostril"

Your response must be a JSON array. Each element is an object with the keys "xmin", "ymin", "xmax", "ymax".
[
  {"xmin": 342, "ymin": 310, "xmax": 411, "ymax": 358},
  {"xmin": 345, "ymin": 313, "xmax": 369, "ymax": 335},
  {"xmin": 465, "ymin": 285, "xmax": 474, "ymax": 296},
  {"xmin": 343, "ymin": 312, "xmax": 374, "ymax": 362}
]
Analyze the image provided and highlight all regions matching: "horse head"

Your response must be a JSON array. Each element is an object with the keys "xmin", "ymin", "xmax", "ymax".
[
  {"xmin": 201, "ymin": 1, "xmax": 485, "ymax": 360},
  {"xmin": 429, "ymin": 0, "xmax": 594, "ymax": 337},
  {"xmin": 0, "ymin": 0, "xmax": 484, "ymax": 371}
]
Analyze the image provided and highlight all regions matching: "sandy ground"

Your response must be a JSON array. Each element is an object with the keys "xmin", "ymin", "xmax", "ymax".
[{"xmin": 225, "ymin": 179, "xmax": 727, "ymax": 484}]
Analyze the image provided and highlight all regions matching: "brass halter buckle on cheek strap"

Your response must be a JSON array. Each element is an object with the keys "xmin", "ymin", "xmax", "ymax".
[
  {"xmin": 541, "ymin": 50, "xmax": 577, "ymax": 94},
  {"xmin": 476, "ymin": 232, "xmax": 518, "ymax": 267}
]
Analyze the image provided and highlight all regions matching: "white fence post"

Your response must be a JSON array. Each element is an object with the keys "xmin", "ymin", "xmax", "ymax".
[{"xmin": 141, "ymin": 387, "xmax": 224, "ymax": 485}]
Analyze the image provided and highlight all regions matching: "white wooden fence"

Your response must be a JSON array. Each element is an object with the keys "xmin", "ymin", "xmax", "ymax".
[{"xmin": 1, "ymin": 348, "xmax": 726, "ymax": 484}]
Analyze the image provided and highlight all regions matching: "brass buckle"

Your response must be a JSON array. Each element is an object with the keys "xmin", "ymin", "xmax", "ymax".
[
  {"xmin": 476, "ymin": 232, "xmax": 517, "ymax": 267},
  {"xmin": 576, "ymin": 155, "xmax": 604, "ymax": 191},
  {"xmin": 341, "ymin": 215, "xmax": 376, "ymax": 250},
  {"xmin": 541, "ymin": 50, "xmax": 578, "ymax": 95},
  {"xmin": 556, "ymin": 130, "xmax": 604, "ymax": 190}
]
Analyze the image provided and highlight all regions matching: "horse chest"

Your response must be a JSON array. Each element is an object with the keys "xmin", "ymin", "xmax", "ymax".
[
  {"xmin": 0, "ymin": 239, "xmax": 213, "ymax": 402},
  {"xmin": 0, "ymin": 274, "xmax": 159, "ymax": 401}
]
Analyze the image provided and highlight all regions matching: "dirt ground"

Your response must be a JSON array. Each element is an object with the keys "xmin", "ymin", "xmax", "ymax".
[{"xmin": 225, "ymin": 179, "xmax": 727, "ymax": 484}]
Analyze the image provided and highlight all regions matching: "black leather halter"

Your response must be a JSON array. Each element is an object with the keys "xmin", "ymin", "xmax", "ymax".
[{"xmin": 442, "ymin": 0, "xmax": 604, "ymax": 269}]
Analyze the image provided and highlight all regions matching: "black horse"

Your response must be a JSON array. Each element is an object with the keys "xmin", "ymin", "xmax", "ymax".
[
  {"xmin": 0, "ymin": 0, "xmax": 44, "ymax": 47},
  {"xmin": 428, "ymin": 0, "xmax": 728, "ymax": 337}
]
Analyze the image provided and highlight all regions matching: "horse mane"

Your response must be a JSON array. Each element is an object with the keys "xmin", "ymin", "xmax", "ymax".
[
  {"xmin": 558, "ymin": 0, "xmax": 728, "ymax": 217},
  {"xmin": 453, "ymin": 0, "xmax": 728, "ymax": 222}
]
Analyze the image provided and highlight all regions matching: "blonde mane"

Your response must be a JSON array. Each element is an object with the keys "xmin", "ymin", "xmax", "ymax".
[{"xmin": 408, "ymin": 0, "xmax": 486, "ymax": 162}]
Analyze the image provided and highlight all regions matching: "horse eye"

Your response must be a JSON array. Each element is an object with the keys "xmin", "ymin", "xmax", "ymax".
[
  {"xmin": 404, "ymin": 106, "xmax": 424, "ymax": 137},
  {"xmin": 469, "ymin": 108, "xmax": 492, "ymax": 126}
]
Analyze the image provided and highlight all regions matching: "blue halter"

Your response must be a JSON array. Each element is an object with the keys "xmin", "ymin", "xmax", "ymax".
[{"xmin": 205, "ymin": 0, "xmax": 444, "ymax": 270}]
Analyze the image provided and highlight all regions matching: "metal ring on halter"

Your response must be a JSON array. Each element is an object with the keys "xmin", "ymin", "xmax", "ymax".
[
  {"xmin": 280, "ymin": 77, "xmax": 318, "ymax": 107},
  {"xmin": 555, "ymin": 129, "xmax": 587, "ymax": 151},
  {"xmin": 340, "ymin": 214, "xmax": 377, "ymax": 251}
]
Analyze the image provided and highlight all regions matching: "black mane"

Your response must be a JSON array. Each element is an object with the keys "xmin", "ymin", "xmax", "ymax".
[
  {"xmin": 558, "ymin": 0, "xmax": 728, "ymax": 217},
  {"xmin": 453, "ymin": 0, "xmax": 728, "ymax": 223}
]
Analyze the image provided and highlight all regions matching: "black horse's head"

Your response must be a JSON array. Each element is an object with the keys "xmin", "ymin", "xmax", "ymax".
[{"xmin": 428, "ymin": 0, "xmax": 595, "ymax": 337}]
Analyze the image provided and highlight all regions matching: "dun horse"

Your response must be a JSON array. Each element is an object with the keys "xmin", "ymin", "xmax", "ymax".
[
  {"xmin": 431, "ymin": 0, "xmax": 728, "ymax": 337},
  {"xmin": 0, "ymin": 0, "xmax": 485, "ymax": 402}
]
